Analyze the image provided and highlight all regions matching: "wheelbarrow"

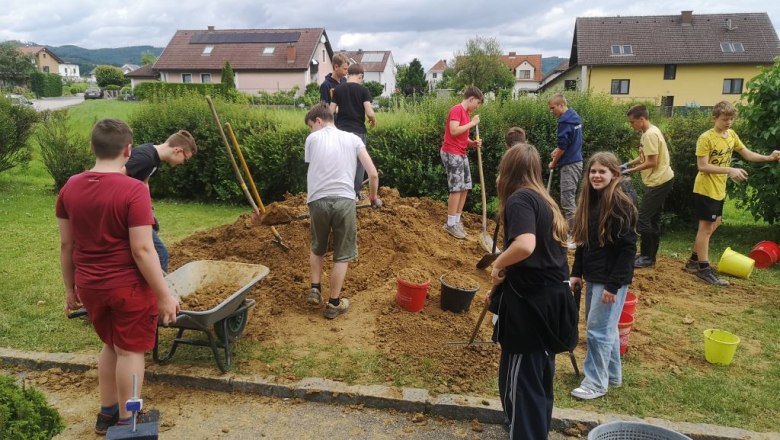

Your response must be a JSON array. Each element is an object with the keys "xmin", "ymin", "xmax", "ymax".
[{"xmin": 153, "ymin": 260, "xmax": 269, "ymax": 373}]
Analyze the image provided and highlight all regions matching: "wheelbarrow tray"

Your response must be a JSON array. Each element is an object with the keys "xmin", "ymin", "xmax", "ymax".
[
  {"xmin": 154, "ymin": 260, "xmax": 269, "ymax": 373},
  {"xmin": 165, "ymin": 260, "xmax": 269, "ymax": 330}
]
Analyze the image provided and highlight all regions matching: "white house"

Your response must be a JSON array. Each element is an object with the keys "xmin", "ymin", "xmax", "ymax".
[
  {"xmin": 339, "ymin": 50, "xmax": 396, "ymax": 96},
  {"xmin": 58, "ymin": 63, "xmax": 81, "ymax": 80},
  {"xmin": 426, "ymin": 59, "xmax": 447, "ymax": 91}
]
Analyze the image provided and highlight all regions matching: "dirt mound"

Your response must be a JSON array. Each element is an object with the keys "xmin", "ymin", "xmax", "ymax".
[{"xmin": 168, "ymin": 188, "xmax": 776, "ymax": 395}]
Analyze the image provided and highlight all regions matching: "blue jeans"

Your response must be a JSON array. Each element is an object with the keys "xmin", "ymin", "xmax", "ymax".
[
  {"xmin": 581, "ymin": 282, "xmax": 628, "ymax": 393},
  {"xmin": 152, "ymin": 229, "xmax": 169, "ymax": 273}
]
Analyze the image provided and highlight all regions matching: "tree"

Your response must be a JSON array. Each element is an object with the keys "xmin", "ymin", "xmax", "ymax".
[
  {"xmin": 396, "ymin": 58, "xmax": 427, "ymax": 96},
  {"xmin": 95, "ymin": 65, "xmax": 126, "ymax": 88},
  {"xmin": 0, "ymin": 96, "xmax": 38, "ymax": 173},
  {"xmin": 363, "ymin": 80, "xmax": 384, "ymax": 98},
  {"xmin": 451, "ymin": 36, "xmax": 515, "ymax": 94},
  {"xmin": 221, "ymin": 61, "xmax": 235, "ymax": 90},
  {"xmin": 733, "ymin": 58, "xmax": 780, "ymax": 224},
  {"xmin": 140, "ymin": 51, "xmax": 157, "ymax": 66},
  {"xmin": 0, "ymin": 43, "xmax": 36, "ymax": 88}
]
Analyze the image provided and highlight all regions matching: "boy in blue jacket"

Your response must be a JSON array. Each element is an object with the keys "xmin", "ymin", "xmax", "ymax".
[{"xmin": 548, "ymin": 94, "xmax": 583, "ymax": 249}]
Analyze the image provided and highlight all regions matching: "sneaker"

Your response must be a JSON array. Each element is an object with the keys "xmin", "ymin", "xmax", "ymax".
[
  {"xmin": 634, "ymin": 256, "xmax": 655, "ymax": 268},
  {"xmin": 116, "ymin": 409, "xmax": 160, "ymax": 427},
  {"xmin": 306, "ymin": 288, "xmax": 323, "ymax": 306},
  {"xmin": 95, "ymin": 411, "xmax": 119, "ymax": 435},
  {"xmin": 696, "ymin": 267, "xmax": 729, "ymax": 286},
  {"xmin": 456, "ymin": 222, "xmax": 468, "ymax": 237},
  {"xmin": 683, "ymin": 259, "xmax": 699, "ymax": 273},
  {"xmin": 609, "ymin": 380, "xmax": 622, "ymax": 388},
  {"xmin": 443, "ymin": 223, "xmax": 466, "ymax": 239},
  {"xmin": 571, "ymin": 386, "xmax": 606, "ymax": 400},
  {"xmin": 324, "ymin": 298, "xmax": 350, "ymax": 319}
]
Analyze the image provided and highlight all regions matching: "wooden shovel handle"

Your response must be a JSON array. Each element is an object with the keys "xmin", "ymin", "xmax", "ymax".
[{"xmin": 468, "ymin": 291, "xmax": 492, "ymax": 345}]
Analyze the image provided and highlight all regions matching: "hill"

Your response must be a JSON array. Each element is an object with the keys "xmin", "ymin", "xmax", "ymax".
[
  {"xmin": 542, "ymin": 56, "xmax": 568, "ymax": 76},
  {"xmin": 3, "ymin": 40, "xmax": 163, "ymax": 76}
]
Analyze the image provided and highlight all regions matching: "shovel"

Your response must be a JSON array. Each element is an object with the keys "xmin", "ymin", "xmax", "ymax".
[
  {"xmin": 475, "ymin": 124, "xmax": 493, "ymax": 253},
  {"xmin": 546, "ymin": 167, "xmax": 554, "ymax": 193},
  {"xmin": 446, "ymin": 284, "xmax": 498, "ymax": 346},
  {"xmin": 476, "ymin": 214, "xmax": 501, "ymax": 269}
]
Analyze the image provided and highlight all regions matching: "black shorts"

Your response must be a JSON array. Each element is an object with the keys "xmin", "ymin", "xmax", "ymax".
[{"xmin": 693, "ymin": 193, "xmax": 724, "ymax": 222}]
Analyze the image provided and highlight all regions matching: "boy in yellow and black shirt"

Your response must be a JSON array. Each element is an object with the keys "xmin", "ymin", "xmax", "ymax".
[{"xmin": 685, "ymin": 101, "xmax": 780, "ymax": 286}]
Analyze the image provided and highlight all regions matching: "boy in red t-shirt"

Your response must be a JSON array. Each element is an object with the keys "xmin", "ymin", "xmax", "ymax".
[
  {"xmin": 440, "ymin": 86, "xmax": 483, "ymax": 239},
  {"xmin": 56, "ymin": 119, "xmax": 179, "ymax": 434}
]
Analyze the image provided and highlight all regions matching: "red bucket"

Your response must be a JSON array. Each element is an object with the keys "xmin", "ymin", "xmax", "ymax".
[
  {"xmin": 618, "ymin": 312, "xmax": 634, "ymax": 356},
  {"xmin": 396, "ymin": 277, "xmax": 430, "ymax": 312},
  {"xmin": 749, "ymin": 241, "xmax": 780, "ymax": 269},
  {"xmin": 622, "ymin": 291, "xmax": 638, "ymax": 317}
]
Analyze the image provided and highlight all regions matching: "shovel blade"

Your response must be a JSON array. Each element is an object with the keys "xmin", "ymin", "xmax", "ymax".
[
  {"xmin": 478, "ymin": 231, "xmax": 494, "ymax": 253},
  {"xmin": 476, "ymin": 252, "xmax": 501, "ymax": 270}
]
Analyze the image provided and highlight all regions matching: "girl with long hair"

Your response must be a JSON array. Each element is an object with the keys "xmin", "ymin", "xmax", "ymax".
[
  {"xmin": 569, "ymin": 152, "xmax": 638, "ymax": 400},
  {"xmin": 489, "ymin": 143, "xmax": 577, "ymax": 439}
]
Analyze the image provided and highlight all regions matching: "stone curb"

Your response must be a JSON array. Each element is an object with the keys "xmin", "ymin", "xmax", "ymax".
[{"xmin": 1, "ymin": 348, "xmax": 778, "ymax": 440}]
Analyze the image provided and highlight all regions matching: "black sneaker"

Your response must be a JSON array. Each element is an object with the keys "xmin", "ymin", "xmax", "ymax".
[
  {"xmin": 95, "ymin": 411, "xmax": 119, "ymax": 435},
  {"xmin": 683, "ymin": 259, "xmax": 699, "ymax": 273},
  {"xmin": 634, "ymin": 256, "xmax": 655, "ymax": 268},
  {"xmin": 696, "ymin": 267, "xmax": 729, "ymax": 286}
]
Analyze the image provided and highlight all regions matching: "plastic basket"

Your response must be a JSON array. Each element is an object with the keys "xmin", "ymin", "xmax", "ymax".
[{"xmin": 588, "ymin": 421, "xmax": 692, "ymax": 440}]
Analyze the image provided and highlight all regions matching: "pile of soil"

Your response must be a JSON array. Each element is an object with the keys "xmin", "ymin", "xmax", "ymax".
[
  {"xmin": 179, "ymin": 283, "xmax": 237, "ymax": 311},
  {"xmin": 168, "ymin": 187, "xmax": 776, "ymax": 395}
]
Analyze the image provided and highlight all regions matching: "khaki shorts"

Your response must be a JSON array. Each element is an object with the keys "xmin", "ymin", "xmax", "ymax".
[{"xmin": 309, "ymin": 197, "xmax": 357, "ymax": 262}]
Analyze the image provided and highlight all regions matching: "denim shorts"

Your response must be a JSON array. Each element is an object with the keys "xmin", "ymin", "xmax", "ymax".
[{"xmin": 308, "ymin": 197, "xmax": 357, "ymax": 262}]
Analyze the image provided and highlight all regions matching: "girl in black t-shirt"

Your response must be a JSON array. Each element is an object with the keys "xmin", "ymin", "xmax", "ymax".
[
  {"xmin": 569, "ymin": 152, "xmax": 637, "ymax": 401},
  {"xmin": 489, "ymin": 143, "xmax": 572, "ymax": 440}
]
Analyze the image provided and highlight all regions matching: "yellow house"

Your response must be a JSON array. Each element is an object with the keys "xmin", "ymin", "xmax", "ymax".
[
  {"xmin": 17, "ymin": 46, "xmax": 63, "ymax": 74},
  {"xmin": 543, "ymin": 11, "xmax": 780, "ymax": 112}
]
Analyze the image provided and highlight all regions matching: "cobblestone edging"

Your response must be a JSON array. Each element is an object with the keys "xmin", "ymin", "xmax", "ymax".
[{"xmin": 1, "ymin": 348, "xmax": 777, "ymax": 440}]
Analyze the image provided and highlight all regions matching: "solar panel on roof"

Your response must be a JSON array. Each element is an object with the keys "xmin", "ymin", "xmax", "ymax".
[
  {"xmin": 190, "ymin": 32, "xmax": 301, "ymax": 44},
  {"xmin": 360, "ymin": 53, "xmax": 384, "ymax": 63}
]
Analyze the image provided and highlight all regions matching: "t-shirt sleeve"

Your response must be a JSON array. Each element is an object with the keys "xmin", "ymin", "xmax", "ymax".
[
  {"xmin": 695, "ymin": 133, "xmax": 711, "ymax": 157},
  {"xmin": 731, "ymin": 130, "xmax": 746, "ymax": 152},
  {"xmin": 505, "ymin": 191, "xmax": 537, "ymax": 243},
  {"xmin": 642, "ymin": 131, "xmax": 661, "ymax": 156},
  {"xmin": 304, "ymin": 136, "xmax": 312, "ymax": 163},
  {"xmin": 55, "ymin": 186, "xmax": 68, "ymax": 219},
  {"xmin": 361, "ymin": 86, "xmax": 372, "ymax": 103},
  {"xmin": 125, "ymin": 148, "xmax": 156, "ymax": 181},
  {"xmin": 127, "ymin": 183, "xmax": 155, "ymax": 228},
  {"xmin": 319, "ymin": 82, "xmax": 329, "ymax": 102}
]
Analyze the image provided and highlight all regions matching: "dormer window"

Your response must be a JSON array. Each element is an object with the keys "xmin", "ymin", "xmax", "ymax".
[
  {"xmin": 202, "ymin": 46, "xmax": 213, "ymax": 55},
  {"xmin": 262, "ymin": 47, "xmax": 275, "ymax": 55},
  {"xmin": 720, "ymin": 42, "xmax": 744, "ymax": 53},
  {"xmin": 611, "ymin": 45, "xmax": 633, "ymax": 56}
]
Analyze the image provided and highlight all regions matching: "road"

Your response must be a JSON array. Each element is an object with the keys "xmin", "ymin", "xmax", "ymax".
[{"xmin": 33, "ymin": 94, "xmax": 85, "ymax": 112}]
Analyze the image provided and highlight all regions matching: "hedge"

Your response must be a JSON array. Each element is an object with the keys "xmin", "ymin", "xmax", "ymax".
[
  {"xmin": 133, "ymin": 82, "xmax": 242, "ymax": 102},
  {"xmin": 0, "ymin": 375, "xmax": 64, "ymax": 440},
  {"xmin": 0, "ymin": 96, "xmax": 38, "ymax": 173},
  {"xmin": 29, "ymin": 72, "xmax": 63, "ymax": 98}
]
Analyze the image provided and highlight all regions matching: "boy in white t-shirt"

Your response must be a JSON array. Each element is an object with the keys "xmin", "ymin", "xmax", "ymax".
[{"xmin": 303, "ymin": 104, "xmax": 381, "ymax": 319}]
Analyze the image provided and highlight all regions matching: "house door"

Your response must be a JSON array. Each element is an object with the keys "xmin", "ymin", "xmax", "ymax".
[{"xmin": 661, "ymin": 96, "xmax": 674, "ymax": 116}]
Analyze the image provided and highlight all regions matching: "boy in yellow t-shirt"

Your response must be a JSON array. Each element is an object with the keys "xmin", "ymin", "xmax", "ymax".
[
  {"xmin": 625, "ymin": 105, "xmax": 674, "ymax": 268},
  {"xmin": 685, "ymin": 101, "xmax": 780, "ymax": 286}
]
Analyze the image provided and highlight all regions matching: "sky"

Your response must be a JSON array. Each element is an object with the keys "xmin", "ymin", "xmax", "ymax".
[{"xmin": 3, "ymin": 0, "xmax": 780, "ymax": 70}]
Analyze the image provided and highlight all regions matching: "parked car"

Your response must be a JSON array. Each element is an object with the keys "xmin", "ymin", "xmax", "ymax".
[
  {"xmin": 84, "ymin": 88, "xmax": 103, "ymax": 99},
  {"xmin": 4, "ymin": 94, "xmax": 34, "ymax": 106}
]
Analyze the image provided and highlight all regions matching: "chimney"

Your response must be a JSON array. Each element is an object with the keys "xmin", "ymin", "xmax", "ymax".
[
  {"xmin": 509, "ymin": 51, "xmax": 516, "ymax": 57},
  {"xmin": 207, "ymin": 25, "xmax": 215, "ymax": 31},
  {"xmin": 681, "ymin": 11, "xmax": 692, "ymax": 26},
  {"xmin": 287, "ymin": 43, "xmax": 296, "ymax": 64}
]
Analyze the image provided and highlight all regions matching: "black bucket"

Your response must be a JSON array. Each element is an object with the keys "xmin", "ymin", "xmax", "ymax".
[{"xmin": 439, "ymin": 275, "xmax": 479, "ymax": 313}]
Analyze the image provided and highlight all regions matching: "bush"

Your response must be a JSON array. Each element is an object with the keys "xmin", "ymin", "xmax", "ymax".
[
  {"xmin": 29, "ymin": 72, "xmax": 63, "ymax": 98},
  {"xmin": 0, "ymin": 96, "xmax": 38, "ymax": 172},
  {"xmin": 36, "ymin": 110, "xmax": 92, "ymax": 190},
  {"xmin": 0, "ymin": 375, "xmax": 64, "ymax": 440},
  {"xmin": 133, "ymin": 82, "xmax": 242, "ymax": 103}
]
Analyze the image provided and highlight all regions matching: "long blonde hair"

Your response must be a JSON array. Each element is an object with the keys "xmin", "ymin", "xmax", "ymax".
[
  {"xmin": 571, "ymin": 152, "xmax": 637, "ymax": 247},
  {"xmin": 497, "ymin": 143, "xmax": 568, "ymax": 246}
]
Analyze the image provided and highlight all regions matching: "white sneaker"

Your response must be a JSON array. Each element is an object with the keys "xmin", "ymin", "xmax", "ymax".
[
  {"xmin": 443, "ymin": 223, "xmax": 466, "ymax": 239},
  {"xmin": 571, "ymin": 386, "xmax": 606, "ymax": 400},
  {"xmin": 456, "ymin": 221, "xmax": 468, "ymax": 237}
]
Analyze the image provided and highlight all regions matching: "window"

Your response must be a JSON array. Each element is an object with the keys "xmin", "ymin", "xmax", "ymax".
[
  {"xmin": 610, "ymin": 79, "xmax": 630, "ymax": 94},
  {"xmin": 262, "ymin": 47, "xmax": 275, "ymax": 55},
  {"xmin": 201, "ymin": 73, "xmax": 212, "ymax": 83},
  {"xmin": 432, "ymin": 73, "xmax": 437, "ymax": 79},
  {"xmin": 564, "ymin": 80, "xmax": 577, "ymax": 91},
  {"xmin": 202, "ymin": 46, "xmax": 213, "ymax": 55},
  {"xmin": 720, "ymin": 42, "xmax": 745, "ymax": 53},
  {"xmin": 664, "ymin": 64, "xmax": 677, "ymax": 80},
  {"xmin": 182, "ymin": 73, "xmax": 192, "ymax": 83},
  {"xmin": 517, "ymin": 69, "xmax": 531, "ymax": 79},
  {"xmin": 611, "ymin": 45, "xmax": 633, "ymax": 56},
  {"xmin": 723, "ymin": 78, "xmax": 743, "ymax": 94},
  {"xmin": 322, "ymin": 50, "xmax": 325, "ymax": 62},
  {"xmin": 43, "ymin": 66, "xmax": 49, "ymax": 73}
]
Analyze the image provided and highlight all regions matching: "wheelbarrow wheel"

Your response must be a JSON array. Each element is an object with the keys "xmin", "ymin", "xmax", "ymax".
[{"xmin": 214, "ymin": 309, "xmax": 249, "ymax": 342}]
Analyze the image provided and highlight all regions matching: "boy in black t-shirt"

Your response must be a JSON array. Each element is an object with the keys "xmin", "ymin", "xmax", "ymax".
[
  {"xmin": 124, "ymin": 130, "xmax": 197, "ymax": 272},
  {"xmin": 331, "ymin": 63, "xmax": 377, "ymax": 199}
]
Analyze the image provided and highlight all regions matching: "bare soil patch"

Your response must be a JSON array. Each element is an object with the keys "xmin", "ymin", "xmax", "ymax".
[{"xmin": 167, "ymin": 188, "xmax": 777, "ymax": 395}]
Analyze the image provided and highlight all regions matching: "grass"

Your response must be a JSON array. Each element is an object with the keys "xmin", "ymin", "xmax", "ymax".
[{"xmin": 2, "ymin": 100, "xmax": 780, "ymax": 432}]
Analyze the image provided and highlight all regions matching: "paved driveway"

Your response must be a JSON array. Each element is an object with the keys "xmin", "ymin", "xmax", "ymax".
[{"xmin": 32, "ymin": 94, "xmax": 85, "ymax": 112}]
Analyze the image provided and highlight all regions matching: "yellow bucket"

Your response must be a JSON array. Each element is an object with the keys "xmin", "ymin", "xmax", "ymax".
[
  {"xmin": 717, "ymin": 247, "xmax": 755, "ymax": 279},
  {"xmin": 703, "ymin": 329, "xmax": 740, "ymax": 365}
]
